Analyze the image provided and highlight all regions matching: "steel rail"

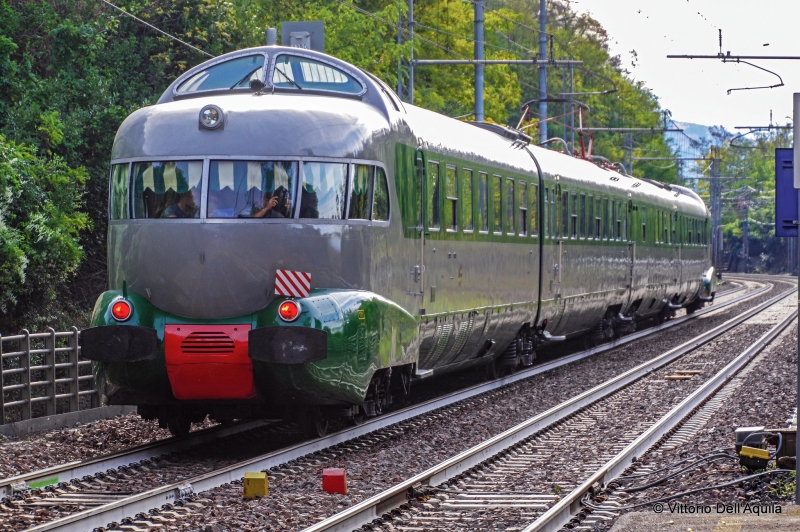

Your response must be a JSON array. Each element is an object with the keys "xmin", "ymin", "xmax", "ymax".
[
  {"xmin": 298, "ymin": 285, "xmax": 794, "ymax": 532},
  {"xmin": 21, "ymin": 280, "xmax": 769, "ymax": 532},
  {"xmin": 0, "ymin": 420, "xmax": 272, "ymax": 496},
  {"xmin": 522, "ymin": 307, "xmax": 799, "ymax": 532},
  {"xmin": 8, "ymin": 279, "xmax": 753, "ymax": 503}
]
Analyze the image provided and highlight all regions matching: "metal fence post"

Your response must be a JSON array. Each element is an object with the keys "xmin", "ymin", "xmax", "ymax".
[
  {"xmin": 20, "ymin": 329, "xmax": 31, "ymax": 421},
  {"xmin": 68, "ymin": 326, "xmax": 80, "ymax": 412},
  {"xmin": 81, "ymin": 331, "xmax": 100, "ymax": 409},
  {"xmin": 44, "ymin": 327, "xmax": 56, "ymax": 416}
]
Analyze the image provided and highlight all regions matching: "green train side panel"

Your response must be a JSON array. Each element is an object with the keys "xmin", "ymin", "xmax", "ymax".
[
  {"xmin": 89, "ymin": 289, "xmax": 418, "ymax": 407},
  {"xmin": 253, "ymin": 289, "xmax": 418, "ymax": 405}
]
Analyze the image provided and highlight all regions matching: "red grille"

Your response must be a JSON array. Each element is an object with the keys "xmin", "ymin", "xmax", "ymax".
[{"xmin": 180, "ymin": 331, "xmax": 235, "ymax": 355}]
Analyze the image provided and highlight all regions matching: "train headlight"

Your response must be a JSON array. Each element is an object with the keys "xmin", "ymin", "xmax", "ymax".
[
  {"xmin": 199, "ymin": 105, "xmax": 223, "ymax": 130},
  {"xmin": 111, "ymin": 299, "xmax": 133, "ymax": 321},
  {"xmin": 278, "ymin": 300, "xmax": 301, "ymax": 322}
]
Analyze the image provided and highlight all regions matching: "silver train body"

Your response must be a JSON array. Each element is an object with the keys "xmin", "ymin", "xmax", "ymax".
[{"xmin": 94, "ymin": 45, "xmax": 714, "ymax": 422}]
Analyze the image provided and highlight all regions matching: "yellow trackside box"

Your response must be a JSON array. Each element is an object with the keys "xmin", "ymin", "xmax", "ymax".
[
  {"xmin": 740, "ymin": 446, "xmax": 770, "ymax": 460},
  {"xmin": 243, "ymin": 472, "xmax": 268, "ymax": 499}
]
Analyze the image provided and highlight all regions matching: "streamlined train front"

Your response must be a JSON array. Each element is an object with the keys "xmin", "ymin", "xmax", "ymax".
[{"xmin": 81, "ymin": 47, "xmax": 416, "ymax": 434}]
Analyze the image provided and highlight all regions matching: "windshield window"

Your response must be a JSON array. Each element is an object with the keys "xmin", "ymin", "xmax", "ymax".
[
  {"xmin": 272, "ymin": 55, "xmax": 364, "ymax": 94},
  {"xmin": 208, "ymin": 161, "xmax": 297, "ymax": 219},
  {"xmin": 132, "ymin": 161, "xmax": 203, "ymax": 219},
  {"xmin": 300, "ymin": 162, "xmax": 347, "ymax": 219},
  {"xmin": 177, "ymin": 55, "xmax": 265, "ymax": 94}
]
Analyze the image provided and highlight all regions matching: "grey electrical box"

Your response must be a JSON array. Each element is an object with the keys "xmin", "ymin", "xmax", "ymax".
[{"xmin": 281, "ymin": 21, "xmax": 324, "ymax": 52}]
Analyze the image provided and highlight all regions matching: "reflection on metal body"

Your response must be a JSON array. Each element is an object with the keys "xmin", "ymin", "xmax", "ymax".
[{"xmin": 85, "ymin": 46, "xmax": 712, "ymax": 420}]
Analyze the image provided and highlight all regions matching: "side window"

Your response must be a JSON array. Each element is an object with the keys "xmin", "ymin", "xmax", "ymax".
[
  {"xmin": 561, "ymin": 189, "xmax": 569, "ymax": 238},
  {"xmin": 132, "ymin": 161, "xmax": 203, "ymax": 219},
  {"xmin": 445, "ymin": 165, "xmax": 458, "ymax": 231},
  {"xmin": 373, "ymin": 167, "xmax": 390, "ymax": 221},
  {"xmin": 586, "ymin": 195, "xmax": 593, "ymax": 240},
  {"xmin": 616, "ymin": 201, "xmax": 622, "ymax": 240},
  {"xmin": 462, "ymin": 169, "xmax": 474, "ymax": 231},
  {"xmin": 272, "ymin": 54, "xmax": 364, "ymax": 94},
  {"xmin": 300, "ymin": 162, "xmax": 347, "ymax": 219},
  {"xmin": 543, "ymin": 187, "xmax": 550, "ymax": 238},
  {"xmin": 478, "ymin": 172, "xmax": 489, "ymax": 232},
  {"xmin": 623, "ymin": 202, "xmax": 628, "ymax": 241},
  {"xmin": 672, "ymin": 213, "xmax": 677, "ymax": 244},
  {"xmin": 570, "ymin": 192, "xmax": 577, "ymax": 239},
  {"xmin": 579, "ymin": 193, "xmax": 586, "ymax": 239},
  {"xmin": 493, "ymin": 175, "xmax": 502, "ymax": 233},
  {"xmin": 595, "ymin": 197, "xmax": 602, "ymax": 239},
  {"xmin": 518, "ymin": 181, "xmax": 528, "ymax": 236},
  {"xmin": 110, "ymin": 163, "xmax": 129, "ymax": 219},
  {"xmin": 415, "ymin": 157, "xmax": 423, "ymax": 227},
  {"xmin": 208, "ymin": 160, "xmax": 297, "ymax": 219},
  {"xmin": 551, "ymin": 188, "xmax": 556, "ymax": 238},
  {"xmin": 603, "ymin": 198, "xmax": 610, "ymax": 239},
  {"xmin": 505, "ymin": 178, "xmax": 515, "ymax": 234},
  {"xmin": 177, "ymin": 55, "xmax": 265, "ymax": 94},
  {"xmin": 427, "ymin": 161, "xmax": 440, "ymax": 230},
  {"xmin": 348, "ymin": 164, "xmax": 373, "ymax": 220},
  {"xmin": 642, "ymin": 207, "xmax": 647, "ymax": 242},
  {"xmin": 530, "ymin": 184, "xmax": 539, "ymax": 237}
]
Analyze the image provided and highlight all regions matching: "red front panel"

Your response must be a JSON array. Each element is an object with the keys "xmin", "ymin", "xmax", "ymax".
[{"xmin": 164, "ymin": 324, "xmax": 255, "ymax": 400}]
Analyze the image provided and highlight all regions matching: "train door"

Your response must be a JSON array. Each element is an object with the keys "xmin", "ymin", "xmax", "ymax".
[
  {"xmin": 408, "ymin": 151, "xmax": 425, "ymax": 311},
  {"xmin": 423, "ymin": 156, "xmax": 442, "ymax": 312},
  {"xmin": 549, "ymin": 183, "xmax": 568, "ymax": 333}
]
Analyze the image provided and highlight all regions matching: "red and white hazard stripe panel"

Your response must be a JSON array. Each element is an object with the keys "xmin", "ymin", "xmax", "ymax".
[{"xmin": 275, "ymin": 270, "xmax": 311, "ymax": 298}]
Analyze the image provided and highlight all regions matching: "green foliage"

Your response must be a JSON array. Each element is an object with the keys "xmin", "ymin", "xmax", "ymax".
[
  {"xmin": 0, "ymin": 135, "xmax": 89, "ymax": 332},
  {"xmin": 0, "ymin": 0, "xmax": 689, "ymax": 331},
  {"xmin": 694, "ymin": 127, "xmax": 792, "ymax": 273}
]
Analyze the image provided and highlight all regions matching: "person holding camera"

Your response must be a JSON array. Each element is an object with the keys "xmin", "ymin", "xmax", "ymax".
[{"xmin": 253, "ymin": 186, "xmax": 289, "ymax": 218}]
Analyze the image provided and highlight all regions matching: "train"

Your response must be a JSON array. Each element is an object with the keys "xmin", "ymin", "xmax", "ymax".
[{"xmin": 81, "ymin": 45, "xmax": 716, "ymax": 437}]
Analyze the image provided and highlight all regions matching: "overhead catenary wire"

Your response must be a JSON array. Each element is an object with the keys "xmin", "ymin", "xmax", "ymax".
[{"xmin": 96, "ymin": 0, "xmax": 213, "ymax": 58}]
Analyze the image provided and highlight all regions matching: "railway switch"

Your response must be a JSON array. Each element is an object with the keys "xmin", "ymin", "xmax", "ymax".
[
  {"xmin": 322, "ymin": 468, "xmax": 348, "ymax": 495},
  {"xmin": 243, "ymin": 472, "xmax": 268, "ymax": 499}
]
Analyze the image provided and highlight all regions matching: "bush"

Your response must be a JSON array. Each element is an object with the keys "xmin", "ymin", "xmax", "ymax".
[{"xmin": 0, "ymin": 135, "xmax": 89, "ymax": 333}]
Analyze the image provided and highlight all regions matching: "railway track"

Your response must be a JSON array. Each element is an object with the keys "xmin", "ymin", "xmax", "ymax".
[
  {"xmin": 299, "ymin": 282, "xmax": 797, "ymax": 532},
  {"xmin": 0, "ymin": 277, "xmax": 778, "ymax": 531}
]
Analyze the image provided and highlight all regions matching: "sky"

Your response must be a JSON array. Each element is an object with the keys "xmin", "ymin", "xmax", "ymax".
[{"xmin": 570, "ymin": 0, "xmax": 800, "ymax": 131}]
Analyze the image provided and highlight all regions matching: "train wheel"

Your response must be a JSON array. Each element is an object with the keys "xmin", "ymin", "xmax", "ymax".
[
  {"xmin": 583, "ymin": 335, "xmax": 597, "ymax": 350},
  {"xmin": 485, "ymin": 358, "xmax": 501, "ymax": 380},
  {"xmin": 303, "ymin": 407, "xmax": 329, "ymax": 438},
  {"xmin": 167, "ymin": 416, "xmax": 191, "ymax": 437}
]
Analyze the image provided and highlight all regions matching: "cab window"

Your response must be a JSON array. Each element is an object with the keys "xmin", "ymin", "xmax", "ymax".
[
  {"xmin": 272, "ymin": 55, "xmax": 365, "ymax": 95},
  {"xmin": 301, "ymin": 162, "xmax": 348, "ymax": 219},
  {"xmin": 177, "ymin": 55, "xmax": 265, "ymax": 94},
  {"xmin": 110, "ymin": 163, "xmax": 129, "ymax": 219},
  {"xmin": 349, "ymin": 165, "xmax": 373, "ymax": 220},
  {"xmin": 132, "ymin": 161, "xmax": 203, "ymax": 219},
  {"xmin": 208, "ymin": 161, "xmax": 297, "ymax": 219},
  {"xmin": 373, "ymin": 167, "xmax": 390, "ymax": 221}
]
